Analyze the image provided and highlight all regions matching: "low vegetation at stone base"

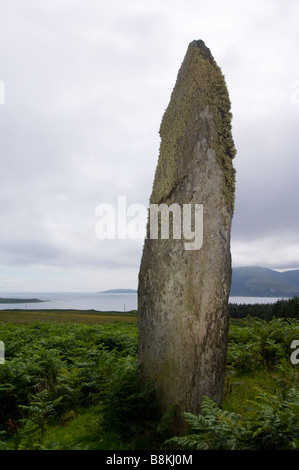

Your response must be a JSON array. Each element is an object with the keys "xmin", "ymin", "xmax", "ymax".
[
  {"xmin": 0, "ymin": 309, "xmax": 298, "ymax": 450},
  {"xmin": 168, "ymin": 316, "xmax": 299, "ymax": 450}
]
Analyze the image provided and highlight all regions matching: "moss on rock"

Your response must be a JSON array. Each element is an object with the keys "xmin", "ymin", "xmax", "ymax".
[{"xmin": 151, "ymin": 40, "xmax": 236, "ymax": 210}]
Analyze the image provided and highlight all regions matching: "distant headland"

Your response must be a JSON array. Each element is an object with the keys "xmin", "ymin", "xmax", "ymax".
[
  {"xmin": 99, "ymin": 289, "xmax": 137, "ymax": 294},
  {"xmin": 98, "ymin": 266, "xmax": 299, "ymax": 298},
  {"xmin": 0, "ymin": 298, "xmax": 46, "ymax": 304}
]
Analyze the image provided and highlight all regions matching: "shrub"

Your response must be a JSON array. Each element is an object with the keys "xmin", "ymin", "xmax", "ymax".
[
  {"xmin": 101, "ymin": 357, "xmax": 160, "ymax": 446},
  {"xmin": 166, "ymin": 388, "xmax": 299, "ymax": 450}
]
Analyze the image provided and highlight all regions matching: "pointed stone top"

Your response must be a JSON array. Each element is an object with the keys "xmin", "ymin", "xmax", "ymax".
[
  {"xmin": 150, "ymin": 39, "xmax": 235, "ymax": 207},
  {"xmin": 189, "ymin": 39, "xmax": 214, "ymax": 62}
]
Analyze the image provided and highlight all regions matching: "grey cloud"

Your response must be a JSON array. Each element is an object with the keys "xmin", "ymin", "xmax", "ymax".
[
  {"xmin": 232, "ymin": 113, "xmax": 299, "ymax": 243},
  {"xmin": 0, "ymin": 0, "xmax": 299, "ymax": 290},
  {"xmin": 0, "ymin": 240, "xmax": 65, "ymax": 266}
]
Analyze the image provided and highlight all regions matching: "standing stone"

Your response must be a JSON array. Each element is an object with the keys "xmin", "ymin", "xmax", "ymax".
[{"xmin": 138, "ymin": 40, "xmax": 236, "ymax": 430}]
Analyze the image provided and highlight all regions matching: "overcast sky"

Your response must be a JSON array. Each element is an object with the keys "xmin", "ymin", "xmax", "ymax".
[{"xmin": 0, "ymin": 0, "xmax": 298, "ymax": 292}]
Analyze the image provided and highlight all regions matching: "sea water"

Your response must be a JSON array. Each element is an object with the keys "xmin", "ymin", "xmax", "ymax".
[{"xmin": 0, "ymin": 292, "xmax": 288, "ymax": 312}]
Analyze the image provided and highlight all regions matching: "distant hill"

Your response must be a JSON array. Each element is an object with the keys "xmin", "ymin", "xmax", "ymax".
[
  {"xmin": 99, "ymin": 289, "xmax": 137, "ymax": 294},
  {"xmin": 230, "ymin": 267, "xmax": 299, "ymax": 297},
  {"xmin": 0, "ymin": 298, "xmax": 45, "ymax": 304},
  {"xmin": 99, "ymin": 268, "xmax": 299, "ymax": 298}
]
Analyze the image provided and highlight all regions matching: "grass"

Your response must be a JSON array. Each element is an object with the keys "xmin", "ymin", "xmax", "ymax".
[
  {"xmin": 223, "ymin": 368, "xmax": 297, "ymax": 417},
  {"xmin": 29, "ymin": 366, "xmax": 299, "ymax": 450},
  {"xmin": 7, "ymin": 405, "xmax": 132, "ymax": 450},
  {"xmin": 0, "ymin": 309, "xmax": 137, "ymax": 324},
  {"xmin": 0, "ymin": 311, "xmax": 298, "ymax": 450},
  {"xmin": 55, "ymin": 343, "xmax": 299, "ymax": 447},
  {"xmin": 41, "ymin": 406, "xmax": 130, "ymax": 450}
]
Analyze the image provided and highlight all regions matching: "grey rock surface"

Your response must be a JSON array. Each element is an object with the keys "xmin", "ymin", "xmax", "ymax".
[{"xmin": 138, "ymin": 40, "xmax": 236, "ymax": 431}]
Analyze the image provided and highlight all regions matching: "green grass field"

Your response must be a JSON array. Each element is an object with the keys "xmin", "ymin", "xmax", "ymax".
[
  {"xmin": 0, "ymin": 310, "xmax": 298, "ymax": 450},
  {"xmin": 0, "ymin": 309, "xmax": 137, "ymax": 324}
]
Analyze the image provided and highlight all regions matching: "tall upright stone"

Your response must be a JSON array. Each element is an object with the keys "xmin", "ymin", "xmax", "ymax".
[{"xmin": 138, "ymin": 40, "xmax": 236, "ymax": 429}]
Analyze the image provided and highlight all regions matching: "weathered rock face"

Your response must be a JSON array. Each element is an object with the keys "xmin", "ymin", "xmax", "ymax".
[{"xmin": 138, "ymin": 40, "xmax": 236, "ymax": 430}]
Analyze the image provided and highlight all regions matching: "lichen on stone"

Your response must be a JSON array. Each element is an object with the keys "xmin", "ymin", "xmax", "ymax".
[{"xmin": 150, "ymin": 40, "xmax": 236, "ymax": 211}]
